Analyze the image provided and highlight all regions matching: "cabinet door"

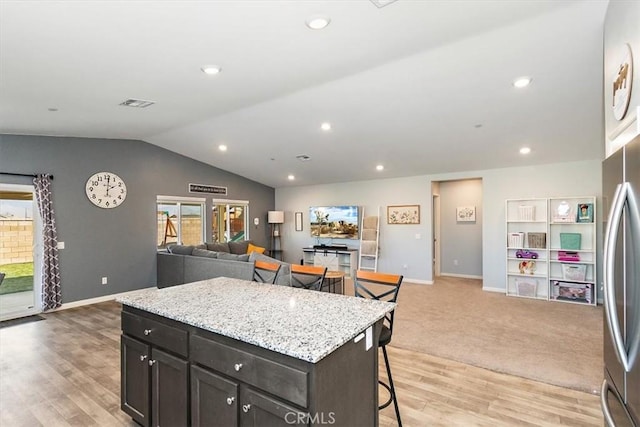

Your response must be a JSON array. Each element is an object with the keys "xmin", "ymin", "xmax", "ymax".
[
  {"xmin": 191, "ymin": 365, "xmax": 238, "ymax": 427},
  {"xmin": 151, "ymin": 348, "xmax": 189, "ymax": 427},
  {"xmin": 121, "ymin": 335, "xmax": 150, "ymax": 427},
  {"xmin": 239, "ymin": 387, "xmax": 308, "ymax": 427},
  {"xmin": 313, "ymin": 252, "xmax": 339, "ymax": 270}
]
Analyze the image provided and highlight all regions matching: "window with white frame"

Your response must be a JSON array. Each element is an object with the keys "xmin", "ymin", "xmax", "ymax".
[
  {"xmin": 211, "ymin": 199, "xmax": 249, "ymax": 243},
  {"xmin": 157, "ymin": 196, "xmax": 205, "ymax": 249}
]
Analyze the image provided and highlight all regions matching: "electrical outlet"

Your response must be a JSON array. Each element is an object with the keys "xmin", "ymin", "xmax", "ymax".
[
  {"xmin": 453, "ymin": 259, "xmax": 459, "ymax": 266},
  {"xmin": 101, "ymin": 277, "xmax": 108, "ymax": 285},
  {"xmin": 402, "ymin": 264, "xmax": 408, "ymax": 269},
  {"xmin": 56, "ymin": 241, "xmax": 65, "ymax": 249}
]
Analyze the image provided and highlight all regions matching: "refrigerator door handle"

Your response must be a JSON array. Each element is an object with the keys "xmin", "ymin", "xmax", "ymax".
[
  {"xmin": 604, "ymin": 182, "xmax": 631, "ymax": 372},
  {"xmin": 601, "ymin": 379, "xmax": 618, "ymax": 427}
]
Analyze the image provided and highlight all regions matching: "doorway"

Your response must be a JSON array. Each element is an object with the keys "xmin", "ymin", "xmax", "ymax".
[{"xmin": 0, "ymin": 184, "xmax": 42, "ymax": 321}]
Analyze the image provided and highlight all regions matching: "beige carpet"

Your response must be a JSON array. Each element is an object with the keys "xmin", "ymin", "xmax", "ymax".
[{"xmin": 385, "ymin": 276, "xmax": 603, "ymax": 394}]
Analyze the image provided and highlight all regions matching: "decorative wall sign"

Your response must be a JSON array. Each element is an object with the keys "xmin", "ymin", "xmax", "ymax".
[
  {"xmin": 387, "ymin": 205, "xmax": 420, "ymax": 224},
  {"xmin": 456, "ymin": 206, "xmax": 476, "ymax": 222},
  {"xmin": 612, "ymin": 43, "xmax": 633, "ymax": 121},
  {"xmin": 188, "ymin": 183, "xmax": 227, "ymax": 195}
]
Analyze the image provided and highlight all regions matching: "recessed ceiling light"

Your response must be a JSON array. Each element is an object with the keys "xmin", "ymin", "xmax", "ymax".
[
  {"xmin": 520, "ymin": 147, "xmax": 531, "ymax": 155},
  {"xmin": 305, "ymin": 16, "xmax": 330, "ymax": 30},
  {"xmin": 376, "ymin": 165, "xmax": 384, "ymax": 171},
  {"xmin": 513, "ymin": 77, "xmax": 532, "ymax": 88},
  {"xmin": 218, "ymin": 144, "xmax": 227, "ymax": 152},
  {"xmin": 288, "ymin": 174, "xmax": 295, "ymax": 181},
  {"xmin": 201, "ymin": 65, "xmax": 222, "ymax": 75},
  {"xmin": 320, "ymin": 122, "xmax": 331, "ymax": 131}
]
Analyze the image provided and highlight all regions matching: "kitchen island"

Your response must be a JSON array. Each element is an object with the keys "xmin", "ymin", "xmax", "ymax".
[{"xmin": 117, "ymin": 276, "xmax": 395, "ymax": 427}]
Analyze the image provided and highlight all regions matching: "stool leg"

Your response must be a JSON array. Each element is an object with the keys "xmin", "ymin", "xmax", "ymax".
[{"xmin": 382, "ymin": 345, "xmax": 402, "ymax": 427}]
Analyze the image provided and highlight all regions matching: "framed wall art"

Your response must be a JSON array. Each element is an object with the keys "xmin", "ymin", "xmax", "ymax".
[
  {"xmin": 387, "ymin": 205, "xmax": 420, "ymax": 224},
  {"xmin": 456, "ymin": 206, "xmax": 476, "ymax": 222},
  {"xmin": 295, "ymin": 212, "xmax": 303, "ymax": 231}
]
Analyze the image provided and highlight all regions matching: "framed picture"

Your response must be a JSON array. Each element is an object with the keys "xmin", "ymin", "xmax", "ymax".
[
  {"xmin": 576, "ymin": 203, "xmax": 593, "ymax": 223},
  {"xmin": 295, "ymin": 212, "xmax": 303, "ymax": 231},
  {"xmin": 387, "ymin": 205, "xmax": 420, "ymax": 224},
  {"xmin": 456, "ymin": 206, "xmax": 476, "ymax": 222}
]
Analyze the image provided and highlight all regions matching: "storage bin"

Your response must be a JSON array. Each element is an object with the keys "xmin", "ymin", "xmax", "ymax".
[
  {"xmin": 508, "ymin": 232, "xmax": 524, "ymax": 248},
  {"xmin": 518, "ymin": 205, "xmax": 535, "ymax": 221},
  {"xmin": 528, "ymin": 232, "xmax": 546, "ymax": 249},
  {"xmin": 560, "ymin": 233, "xmax": 581, "ymax": 250},
  {"xmin": 516, "ymin": 279, "xmax": 537, "ymax": 297},
  {"xmin": 562, "ymin": 263, "xmax": 587, "ymax": 281}
]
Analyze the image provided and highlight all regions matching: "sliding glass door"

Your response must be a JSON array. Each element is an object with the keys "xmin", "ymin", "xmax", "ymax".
[{"xmin": 0, "ymin": 184, "xmax": 42, "ymax": 321}]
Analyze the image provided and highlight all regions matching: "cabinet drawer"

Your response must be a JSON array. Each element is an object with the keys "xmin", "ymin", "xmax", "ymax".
[
  {"xmin": 122, "ymin": 311, "xmax": 188, "ymax": 357},
  {"xmin": 191, "ymin": 334, "xmax": 308, "ymax": 408}
]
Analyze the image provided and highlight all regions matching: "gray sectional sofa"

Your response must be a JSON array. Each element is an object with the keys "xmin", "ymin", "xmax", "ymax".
[{"xmin": 157, "ymin": 241, "xmax": 291, "ymax": 288}]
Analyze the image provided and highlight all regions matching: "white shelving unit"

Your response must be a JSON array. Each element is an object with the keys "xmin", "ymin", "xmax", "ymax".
[
  {"xmin": 506, "ymin": 198, "xmax": 549, "ymax": 300},
  {"xmin": 358, "ymin": 207, "xmax": 380, "ymax": 272},
  {"xmin": 505, "ymin": 196, "xmax": 596, "ymax": 305}
]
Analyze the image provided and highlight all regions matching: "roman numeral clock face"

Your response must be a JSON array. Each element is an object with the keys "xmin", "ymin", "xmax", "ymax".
[{"xmin": 85, "ymin": 172, "xmax": 127, "ymax": 209}]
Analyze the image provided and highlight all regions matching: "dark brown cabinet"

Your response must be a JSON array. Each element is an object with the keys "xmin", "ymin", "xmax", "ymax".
[{"xmin": 121, "ymin": 305, "xmax": 381, "ymax": 426}]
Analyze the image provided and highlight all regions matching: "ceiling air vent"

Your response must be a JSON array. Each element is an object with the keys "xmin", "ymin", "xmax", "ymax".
[
  {"xmin": 296, "ymin": 155, "xmax": 311, "ymax": 161},
  {"xmin": 119, "ymin": 98, "xmax": 155, "ymax": 108},
  {"xmin": 369, "ymin": 0, "xmax": 399, "ymax": 8}
]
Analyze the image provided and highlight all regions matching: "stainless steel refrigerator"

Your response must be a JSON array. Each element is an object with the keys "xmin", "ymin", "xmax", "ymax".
[{"xmin": 602, "ymin": 135, "xmax": 640, "ymax": 426}]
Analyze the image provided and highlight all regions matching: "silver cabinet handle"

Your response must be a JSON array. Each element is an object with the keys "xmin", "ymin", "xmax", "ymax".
[
  {"xmin": 140, "ymin": 355, "xmax": 147, "ymax": 362},
  {"xmin": 226, "ymin": 397, "xmax": 235, "ymax": 406},
  {"xmin": 600, "ymin": 379, "xmax": 617, "ymax": 427},
  {"xmin": 242, "ymin": 404, "xmax": 251, "ymax": 413},
  {"xmin": 603, "ymin": 183, "xmax": 631, "ymax": 372},
  {"xmin": 143, "ymin": 329, "xmax": 152, "ymax": 336},
  {"xmin": 148, "ymin": 359, "xmax": 156, "ymax": 366},
  {"xmin": 234, "ymin": 363, "xmax": 243, "ymax": 371}
]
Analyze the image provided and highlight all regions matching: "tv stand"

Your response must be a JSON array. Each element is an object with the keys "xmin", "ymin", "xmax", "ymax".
[{"xmin": 303, "ymin": 246, "xmax": 357, "ymax": 279}]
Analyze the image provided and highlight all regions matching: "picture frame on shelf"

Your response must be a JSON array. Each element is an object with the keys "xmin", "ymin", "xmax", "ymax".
[
  {"xmin": 553, "ymin": 200, "xmax": 575, "ymax": 223},
  {"xmin": 576, "ymin": 203, "xmax": 594, "ymax": 223},
  {"xmin": 387, "ymin": 205, "xmax": 420, "ymax": 224}
]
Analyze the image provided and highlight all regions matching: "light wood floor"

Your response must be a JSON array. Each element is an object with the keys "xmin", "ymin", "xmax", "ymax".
[{"xmin": 0, "ymin": 301, "xmax": 603, "ymax": 426}]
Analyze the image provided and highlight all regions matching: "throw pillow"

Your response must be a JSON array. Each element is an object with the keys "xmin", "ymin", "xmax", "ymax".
[
  {"xmin": 167, "ymin": 244, "xmax": 195, "ymax": 255},
  {"xmin": 228, "ymin": 240, "xmax": 251, "ymax": 255},
  {"xmin": 246, "ymin": 243, "xmax": 265, "ymax": 255},
  {"xmin": 206, "ymin": 242, "xmax": 230, "ymax": 253},
  {"xmin": 218, "ymin": 252, "xmax": 250, "ymax": 262},
  {"xmin": 192, "ymin": 248, "xmax": 218, "ymax": 258}
]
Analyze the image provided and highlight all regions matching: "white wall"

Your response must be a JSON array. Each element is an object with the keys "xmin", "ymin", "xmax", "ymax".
[{"xmin": 276, "ymin": 159, "xmax": 603, "ymax": 292}]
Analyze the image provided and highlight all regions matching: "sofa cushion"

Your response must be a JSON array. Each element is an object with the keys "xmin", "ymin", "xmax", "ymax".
[
  {"xmin": 228, "ymin": 240, "xmax": 251, "ymax": 255},
  {"xmin": 247, "ymin": 243, "xmax": 265, "ymax": 255},
  {"xmin": 218, "ymin": 252, "xmax": 250, "ymax": 262},
  {"xmin": 206, "ymin": 242, "xmax": 230, "ymax": 253},
  {"xmin": 167, "ymin": 244, "xmax": 195, "ymax": 255},
  {"xmin": 192, "ymin": 248, "xmax": 218, "ymax": 258}
]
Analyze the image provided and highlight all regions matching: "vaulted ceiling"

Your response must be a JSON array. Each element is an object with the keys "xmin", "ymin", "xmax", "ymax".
[{"xmin": 0, "ymin": 0, "xmax": 609, "ymax": 188}]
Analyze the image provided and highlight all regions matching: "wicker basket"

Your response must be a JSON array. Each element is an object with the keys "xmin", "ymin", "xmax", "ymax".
[
  {"xmin": 527, "ymin": 232, "xmax": 546, "ymax": 249},
  {"xmin": 518, "ymin": 205, "xmax": 535, "ymax": 221},
  {"xmin": 508, "ymin": 232, "xmax": 524, "ymax": 248}
]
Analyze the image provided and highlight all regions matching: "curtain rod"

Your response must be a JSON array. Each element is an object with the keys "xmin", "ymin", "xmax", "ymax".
[{"xmin": 0, "ymin": 172, "xmax": 54, "ymax": 180}]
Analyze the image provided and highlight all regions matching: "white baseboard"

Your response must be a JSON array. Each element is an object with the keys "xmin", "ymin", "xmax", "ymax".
[
  {"xmin": 50, "ymin": 287, "xmax": 155, "ymax": 312},
  {"xmin": 482, "ymin": 286, "xmax": 505, "ymax": 293},
  {"xmin": 439, "ymin": 273, "xmax": 483, "ymax": 280},
  {"xmin": 403, "ymin": 278, "xmax": 433, "ymax": 285}
]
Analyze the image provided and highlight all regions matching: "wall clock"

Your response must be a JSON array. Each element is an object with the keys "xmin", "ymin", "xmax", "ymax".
[{"xmin": 85, "ymin": 171, "xmax": 127, "ymax": 209}]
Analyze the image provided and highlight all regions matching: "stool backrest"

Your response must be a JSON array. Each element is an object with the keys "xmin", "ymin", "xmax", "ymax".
[
  {"xmin": 354, "ymin": 270, "xmax": 403, "ymax": 333},
  {"xmin": 291, "ymin": 264, "xmax": 327, "ymax": 291},
  {"xmin": 253, "ymin": 260, "xmax": 282, "ymax": 284}
]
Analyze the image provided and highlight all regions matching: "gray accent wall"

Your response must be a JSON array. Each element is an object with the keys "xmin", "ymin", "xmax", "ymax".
[
  {"xmin": 438, "ymin": 179, "xmax": 483, "ymax": 278},
  {"xmin": 0, "ymin": 134, "xmax": 274, "ymax": 303}
]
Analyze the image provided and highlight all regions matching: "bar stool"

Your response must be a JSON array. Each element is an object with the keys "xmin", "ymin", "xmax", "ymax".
[
  {"xmin": 291, "ymin": 264, "xmax": 327, "ymax": 291},
  {"xmin": 354, "ymin": 270, "xmax": 403, "ymax": 426}
]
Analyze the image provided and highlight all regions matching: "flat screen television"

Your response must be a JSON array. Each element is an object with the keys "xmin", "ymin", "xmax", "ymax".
[{"xmin": 309, "ymin": 205, "xmax": 359, "ymax": 239}]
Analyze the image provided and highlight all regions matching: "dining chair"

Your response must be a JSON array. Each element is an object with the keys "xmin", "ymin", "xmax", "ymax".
[
  {"xmin": 253, "ymin": 260, "xmax": 282, "ymax": 284},
  {"xmin": 290, "ymin": 264, "xmax": 327, "ymax": 291},
  {"xmin": 354, "ymin": 269, "xmax": 403, "ymax": 427}
]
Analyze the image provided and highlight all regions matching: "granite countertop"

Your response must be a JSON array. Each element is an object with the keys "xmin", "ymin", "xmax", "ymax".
[{"xmin": 117, "ymin": 277, "xmax": 395, "ymax": 363}]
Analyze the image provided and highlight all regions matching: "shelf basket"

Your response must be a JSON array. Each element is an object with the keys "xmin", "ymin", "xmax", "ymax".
[
  {"xmin": 527, "ymin": 232, "xmax": 546, "ymax": 249},
  {"xmin": 560, "ymin": 233, "xmax": 582, "ymax": 250},
  {"xmin": 518, "ymin": 205, "xmax": 535, "ymax": 221},
  {"xmin": 562, "ymin": 263, "xmax": 587, "ymax": 281},
  {"xmin": 516, "ymin": 278, "xmax": 537, "ymax": 297},
  {"xmin": 508, "ymin": 232, "xmax": 524, "ymax": 248}
]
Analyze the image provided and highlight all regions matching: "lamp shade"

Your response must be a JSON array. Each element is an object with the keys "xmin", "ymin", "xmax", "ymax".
[{"xmin": 268, "ymin": 210, "xmax": 284, "ymax": 224}]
